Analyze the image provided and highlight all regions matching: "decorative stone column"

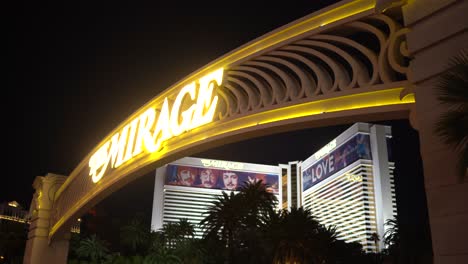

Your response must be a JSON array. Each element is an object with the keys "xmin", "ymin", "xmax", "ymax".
[
  {"xmin": 23, "ymin": 173, "xmax": 70, "ymax": 264},
  {"xmin": 402, "ymin": 0, "xmax": 468, "ymax": 263}
]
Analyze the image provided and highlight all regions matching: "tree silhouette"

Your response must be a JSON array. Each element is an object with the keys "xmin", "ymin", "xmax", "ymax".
[
  {"xmin": 120, "ymin": 217, "xmax": 150, "ymax": 255},
  {"xmin": 434, "ymin": 49, "xmax": 468, "ymax": 180},
  {"xmin": 159, "ymin": 218, "xmax": 195, "ymax": 249},
  {"xmin": 383, "ymin": 218, "xmax": 399, "ymax": 248},
  {"xmin": 200, "ymin": 181, "xmax": 368, "ymax": 263},
  {"xmin": 200, "ymin": 191, "xmax": 244, "ymax": 262},
  {"xmin": 272, "ymin": 207, "xmax": 321, "ymax": 264},
  {"xmin": 370, "ymin": 232, "xmax": 380, "ymax": 253},
  {"xmin": 75, "ymin": 234, "xmax": 110, "ymax": 262}
]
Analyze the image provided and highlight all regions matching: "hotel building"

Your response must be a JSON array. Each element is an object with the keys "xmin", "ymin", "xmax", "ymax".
[
  {"xmin": 151, "ymin": 157, "xmax": 282, "ymax": 238},
  {"xmin": 300, "ymin": 123, "xmax": 396, "ymax": 252},
  {"xmin": 151, "ymin": 123, "xmax": 396, "ymax": 251},
  {"xmin": 0, "ymin": 201, "xmax": 81, "ymax": 234}
]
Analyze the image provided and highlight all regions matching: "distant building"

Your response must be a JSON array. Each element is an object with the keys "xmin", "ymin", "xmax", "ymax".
[
  {"xmin": 0, "ymin": 201, "xmax": 28, "ymax": 224},
  {"xmin": 0, "ymin": 201, "xmax": 81, "ymax": 233}
]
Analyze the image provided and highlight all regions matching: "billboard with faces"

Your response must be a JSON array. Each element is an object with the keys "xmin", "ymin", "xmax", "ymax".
[
  {"xmin": 165, "ymin": 164, "xmax": 279, "ymax": 194},
  {"xmin": 302, "ymin": 134, "xmax": 372, "ymax": 192}
]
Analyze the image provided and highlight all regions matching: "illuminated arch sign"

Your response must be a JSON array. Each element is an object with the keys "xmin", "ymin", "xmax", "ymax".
[
  {"xmin": 47, "ymin": 0, "xmax": 416, "ymax": 242},
  {"xmin": 89, "ymin": 68, "xmax": 224, "ymax": 183}
]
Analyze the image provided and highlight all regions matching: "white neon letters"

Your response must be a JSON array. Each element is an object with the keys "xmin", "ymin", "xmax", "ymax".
[
  {"xmin": 89, "ymin": 68, "xmax": 224, "ymax": 183},
  {"xmin": 201, "ymin": 159, "xmax": 244, "ymax": 170},
  {"xmin": 314, "ymin": 140, "xmax": 336, "ymax": 160}
]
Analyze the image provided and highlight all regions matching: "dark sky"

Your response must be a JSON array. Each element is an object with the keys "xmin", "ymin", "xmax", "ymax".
[
  {"xmin": 9, "ymin": 0, "xmax": 430, "ymax": 248},
  {"xmin": 9, "ymin": 0, "xmax": 343, "ymax": 207}
]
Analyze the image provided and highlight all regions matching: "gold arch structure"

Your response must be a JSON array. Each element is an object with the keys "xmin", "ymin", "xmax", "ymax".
[{"xmin": 48, "ymin": 0, "xmax": 414, "ymax": 240}]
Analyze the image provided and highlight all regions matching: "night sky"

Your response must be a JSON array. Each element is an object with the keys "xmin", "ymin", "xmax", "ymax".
[{"xmin": 9, "ymin": 0, "xmax": 430, "ymax": 248}]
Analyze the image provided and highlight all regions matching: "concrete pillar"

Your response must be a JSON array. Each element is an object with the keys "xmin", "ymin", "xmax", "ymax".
[
  {"xmin": 151, "ymin": 167, "xmax": 165, "ymax": 231},
  {"xmin": 23, "ymin": 174, "xmax": 70, "ymax": 264},
  {"xmin": 370, "ymin": 124, "xmax": 393, "ymax": 251},
  {"xmin": 402, "ymin": 0, "xmax": 468, "ymax": 263}
]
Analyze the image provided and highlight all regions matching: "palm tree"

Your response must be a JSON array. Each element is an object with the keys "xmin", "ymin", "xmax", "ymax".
[
  {"xmin": 236, "ymin": 180, "xmax": 279, "ymax": 262},
  {"xmin": 147, "ymin": 230, "xmax": 165, "ymax": 253},
  {"xmin": 383, "ymin": 218, "xmax": 399, "ymax": 249},
  {"xmin": 332, "ymin": 240, "xmax": 367, "ymax": 264},
  {"xmin": 272, "ymin": 207, "xmax": 321, "ymax": 264},
  {"xmin": 200, "ymin": 182, "xmax": 369, "ymax": 263},
  {"xmin": 434, "ymin": 49, "xmax": 468, "ymax": 180},
  {"xmin": 238, "ymin": 180, "xmax": 278, "ymax": 227},
  {"xmin": 200, "ymin": 191, "xmax": 244, "ymax": 261},
  {"xmin": 310, "ymin": 224, "xmax": 339, "ymax": 263},
  {"xmin": 176, "ymin": 218, "xmax": 195, "ymax": 241},
  {"xmin": 120, "ymin": 217, "xmax": 150, "ymax": 255},
  {"xmin": 159, "ymin": 219, "xmax": 194, "ymax": 250},
  {"xmin": 370, "ymin": 232, "xmax": 380, "ymax": 253},
  {"xmin": 160, "ymin": 221, "xmax": 179, "ymax": 249},
  {"xmin": 173, "ymin": 239, "xmax": 207, "ymax": 264},
  {"xmin": 148, "ymin": 247, "xmax": 182, "ymax": 264},
  {"xmin": 369, "ymin": 232, "xmax": 381, "ymax": 263},
  {"xmin": 75, "ymin": 234, "xmax": 110, "ymax": 262},
  {"xmin": 383, "ymin": 217, "xmax": 400, "ymax": 263},
  {"xmin": 201, "ymin": 181, "xmax": 280, "ymax": 262}
]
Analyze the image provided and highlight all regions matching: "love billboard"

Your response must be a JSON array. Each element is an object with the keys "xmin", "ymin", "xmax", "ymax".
[{"xmin": 302, "ymin": 134, "xmax": 372, "ymax": 191}]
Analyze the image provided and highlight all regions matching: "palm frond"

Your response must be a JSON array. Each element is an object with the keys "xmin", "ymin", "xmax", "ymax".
[
  {"xmin": 436, "ymin": 49, "xmax": 468, "ymax": 107},
  {"xmin": 435, "ymin": 110, "xmax": 468, "ymax": 148},
  {"xmin": 435, "ymin": 48, "xmax": 468, "ymax": 180}
]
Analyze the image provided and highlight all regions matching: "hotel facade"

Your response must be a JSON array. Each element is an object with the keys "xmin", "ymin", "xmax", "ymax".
[{"xmin": 151, "ymin": 157, "xmax": 282, "ymax": 238}]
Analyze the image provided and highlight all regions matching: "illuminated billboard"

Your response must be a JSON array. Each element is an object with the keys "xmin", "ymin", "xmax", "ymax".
[
  {"xmin": 165, "ymin": 164, "xmax": 279, "ymax": 194},
  {"xmin": 302, "ymin": 134, "xmax": 372, "ymax": 191}
]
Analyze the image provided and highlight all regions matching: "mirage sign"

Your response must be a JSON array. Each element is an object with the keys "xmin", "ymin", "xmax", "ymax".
[{"xmin": 89, "ymin": 68, "xmax": 224, "ymax": 183}]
